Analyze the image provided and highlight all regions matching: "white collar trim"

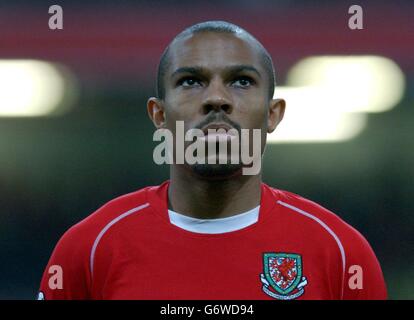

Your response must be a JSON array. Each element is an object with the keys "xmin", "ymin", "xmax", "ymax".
[{"xmin": 168, "ymin": 205, "xmax": 260, "ymax": 234}]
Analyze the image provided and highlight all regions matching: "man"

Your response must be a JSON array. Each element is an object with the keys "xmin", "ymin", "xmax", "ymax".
[{"xmin": 38, "ymin": 21, "xmax": 387, "ymax": 300}]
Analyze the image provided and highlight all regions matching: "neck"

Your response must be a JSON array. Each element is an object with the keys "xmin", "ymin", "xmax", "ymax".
[{"xmin": 168, "ymin": 165, "xmax": 262, "ymax": 219}]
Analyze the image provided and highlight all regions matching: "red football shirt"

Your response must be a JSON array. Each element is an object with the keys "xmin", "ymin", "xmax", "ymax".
[{"xmin": 38, "ymin": 181, "xmax": 387, "ymax": 300}]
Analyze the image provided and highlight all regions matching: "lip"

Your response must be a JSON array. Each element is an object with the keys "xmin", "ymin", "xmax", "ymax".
[{"xmin": 201, "ymin": 123, "xmax": 235, "ymax": 135}]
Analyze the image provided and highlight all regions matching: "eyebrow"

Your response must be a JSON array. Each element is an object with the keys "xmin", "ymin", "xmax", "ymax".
[{"xmin": 170, "ymin": 64, "xmax": 262, "ymax": 79}]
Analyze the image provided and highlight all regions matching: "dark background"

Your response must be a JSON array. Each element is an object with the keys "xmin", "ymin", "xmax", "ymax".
[{"xmin": 0, "ymin": 0, "xmax": 413, "ymax": 299}]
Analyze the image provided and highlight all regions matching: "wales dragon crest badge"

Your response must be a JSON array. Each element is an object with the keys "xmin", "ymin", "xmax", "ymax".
[{"xmin": 260, "ymin": 253, "xmax": 308, "ymax": 300}]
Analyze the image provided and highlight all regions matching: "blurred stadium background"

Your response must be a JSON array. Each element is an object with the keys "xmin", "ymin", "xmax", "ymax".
[{"xmin": 0, "ymin": 0, "xmax": 413, "ymax": 299}]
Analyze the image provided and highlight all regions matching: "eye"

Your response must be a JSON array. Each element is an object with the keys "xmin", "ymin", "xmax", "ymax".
[
  {"xmin": 177, "ymin": 77, "xmax": 202, "ymax": 88},
  {"xmin": 232, "ymin": 76, "xmax": 255, "ymax": 88}
]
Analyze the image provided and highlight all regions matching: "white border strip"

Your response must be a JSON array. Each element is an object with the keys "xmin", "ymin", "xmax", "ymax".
[
  {"xmin": 90, "ymin": 202, "xmax": 150, "ymax": 277},
  {"xmin": 277, "ymin": 200, "xmax": 346, "ymax": 299}
]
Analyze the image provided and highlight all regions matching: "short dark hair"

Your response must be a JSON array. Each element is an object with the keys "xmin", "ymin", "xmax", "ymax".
[{"xmin": 156, "ymin": 20, "xmax": 276, "ymax": 100}]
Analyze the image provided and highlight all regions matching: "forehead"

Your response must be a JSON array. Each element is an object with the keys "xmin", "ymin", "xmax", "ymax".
[{"xmin": 167, "ymin": 32, "xmax": 264, "ymax": 73}]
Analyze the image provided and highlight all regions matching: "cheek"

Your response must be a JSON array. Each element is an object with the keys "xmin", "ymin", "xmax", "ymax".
[
  {"xmin": 164, "ymin": 96, "xmax": 202, "ymax": 133},
  {"xmin": 167, "ymin": 87, "xmax": 203, "ymax": 103},
  {"xmin": 166, "ymin": 92, "xmax": 202, "ymax": 115},
  {"xmin": 234, "ymin": 95, "xmax": 268, "ymax": 128},
  {"xmin": 234, "ymin": 89, "xmax": 265, "ymax": 110}
]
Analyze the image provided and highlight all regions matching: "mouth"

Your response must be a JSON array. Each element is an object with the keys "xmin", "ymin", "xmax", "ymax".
[
  {"xmin": 198, "ymin": 123, "xmax": 238, "ymax": 144},
  {"xmin": 201, "ymin": 123, "xmax": 235, "ymax": 136}
]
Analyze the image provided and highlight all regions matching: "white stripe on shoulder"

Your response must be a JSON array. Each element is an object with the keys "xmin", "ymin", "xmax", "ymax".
[
  {"xmin": 277, "ymin": 200, "xmax": 346, "ymax": 299},
  {"xmin": 90, "ymin": 202, "xmax": 150, "ymax": 277}
]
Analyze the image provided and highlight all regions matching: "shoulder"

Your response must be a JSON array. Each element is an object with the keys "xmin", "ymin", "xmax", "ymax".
[
  {"xmin": 39, "ymin": 186, "xmax": 155, "ymax": 299},
  {"xmin": 269, "ymin": 186, "xmax": 383, "ymax": 269},
  {"xmin": 266, "ymin": 186, "xmax": 380, "ymax": 262},
  {"xmin": 77, "ymin": 186, "xmax": 152, "ymax": 233},
  {"xmin": 265, "ymin": 185, "xmax": 387, "ymax": 299},
  {"xmin": 271, "ymin": 187, "xmax": 365, "ymax": 243},
  {"xmin": 52, "ymin": 186, "xmax": 153, "ymax": 258}
]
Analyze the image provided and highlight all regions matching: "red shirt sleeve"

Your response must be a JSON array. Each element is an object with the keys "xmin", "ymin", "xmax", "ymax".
[
  {"xmin": 38, "ymin": 223, "xmax": 92, "ymax": 300},
  {"xmin": 341, "ymin": 226, "xmax": 387, "ymax": 300}
]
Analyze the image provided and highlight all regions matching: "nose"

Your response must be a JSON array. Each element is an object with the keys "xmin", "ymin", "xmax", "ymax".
[{"xmin": 201, "ymin": 79, "xmax": 233, "ymax": 115}]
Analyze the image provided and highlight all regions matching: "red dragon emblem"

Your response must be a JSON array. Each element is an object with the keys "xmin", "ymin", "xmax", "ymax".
[{"xmin": 270, "ymin": 257, "xmax": 298, "ymax": 289}]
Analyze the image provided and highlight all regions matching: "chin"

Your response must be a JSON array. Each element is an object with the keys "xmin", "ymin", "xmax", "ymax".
[{"xmin": 189, "ymin": 163, "xmax": 243, "ymax": 180}]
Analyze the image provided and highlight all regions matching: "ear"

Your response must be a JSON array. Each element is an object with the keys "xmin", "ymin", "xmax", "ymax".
[
  {"xmin": 267, "ymin": 98, "xmax": 286, "ymax": 133},
  {"xmin": 147, "ymin": 97, "xmax": 166, "ymax": 129}
]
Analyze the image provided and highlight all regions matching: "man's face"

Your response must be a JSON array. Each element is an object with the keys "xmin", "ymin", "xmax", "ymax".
[{"xmin": 149, "ymin": 32, "xmax": 284, "ymax": 178}]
